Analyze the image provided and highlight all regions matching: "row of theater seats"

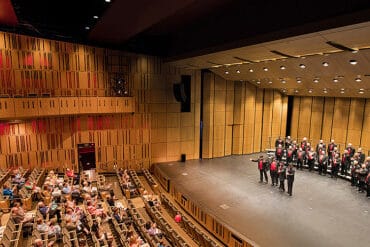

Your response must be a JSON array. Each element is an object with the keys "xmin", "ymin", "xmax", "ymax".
[
  {"xmin": 142, "ymin": 169, "xmax": 160, "ymax": 194},
  {"xmin": 0, "ymin": 169, "xmax": 11, "ymax": 188},
  {"xmin": 104, "ymin": 200, "xmax": 130, "ymax": 247},
  {"xmin": 160, "ymin": 194, "xmax": 221, "ymax": 247},
  {"xmin": 1, "ymin": 217, "xmax": 22, "ymax": 247},
  {"xmin": 143, "ymin": 197, "xmax": 189, "ymax": 247},
  {"xmin": 127, "ymin": 199, "xmax": 162, "ymax": 246}
]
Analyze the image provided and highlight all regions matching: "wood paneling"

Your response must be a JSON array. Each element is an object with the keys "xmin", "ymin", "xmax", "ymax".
[{"xmin": 291, "ymin": 96, "xmax": 370, "ymax": 154}]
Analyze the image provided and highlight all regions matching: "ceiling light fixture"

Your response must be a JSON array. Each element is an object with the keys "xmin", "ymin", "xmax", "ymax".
[
  {"xmin": 280, "ymin": 65, "xmax": 286, "ymax": 70},
  {"xmin": 282, "ymin": 89, "xmax": 287, "ymax": 93},
  {"xmin": 281, "ymin": 79, "xmax": 286, "ymax": 84},
  {"xmin": 225, "ymin": 71, "xmax": 229, "ymax": 74},
  {"xmin": 85, "ymin": 26, "xmax": 90, "ymax": 30},
  {"xmin": 236, "ymin": 70, "xmax": 240, "ymax": 74},
  {"xmin": 93, "ymin": 15, "xmax": 99, "ymax": 19},
  {"xmin": 249, "ymin": 69, "xmax": 254, "ymax": 72},
  {"xmin": 349, "ymin": 60, "xmax": 357, "ymax": 65},
  {"xmin": 294, "ymin": 89, "xmax": 299, "ymax": 93},
  {"xmin": 322, "ymin": 62, "xmax": 329, "ymax": 67},
  {"xmin": 299, "ymin": 64, "xmax": 306, "ymax": 69},
  {"xmin": 323, "ymin": 88, "xmax": 328, "ymax": 94},
  {"xmin": 105, "ymin": 0, "xmax": 111, "ymax": 2},
  {"xmin": 355, "ymin": 77, "xmax": 362, "ymax": 82},
  {"xmin": 256, "ymin": 81, "xmax": 261, "ymax": 84},
  {"xmin": 359, "ymin": 89, "xmax": 365, "ymax": 94},
  {"xmin": 333, "ymin": 78, "xmax": 339, "ymax": 83},
  {"xmin": 313, "ymin": 78, "xmax": 319, "ymax": 83},
  {"xmin": 308, "ymin": 89, "xmax": 313, "ymax": 93},
  {"xmin": 263, "ymin": 67, "xmax": 268, "ymax": 71},
  {"xmin": 296, "ymin": 78, "xmax": 302, "ymax": 83},
  {"xmin": 340, "ymin": 90, "xmax": 345, "ymax": 94},
  {"xmin": 268, "ymin": 81, "xmax": 273, "ymax": 84}
]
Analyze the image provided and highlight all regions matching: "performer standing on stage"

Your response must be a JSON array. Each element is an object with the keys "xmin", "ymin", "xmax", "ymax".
[
  {"xmin": 286, "ymin": 164, "xmax": 295, "ymax": 196},
  {"xmin": 327, "ymin": 140, "xmax": 337, "ymax": 164},
  {"xmin": 296, "ymin": 147, "xmax": 305, "ymax": 170},
  {"xmin": 250, "ymin": 155, "xmax": 268, "ymax": 183},
  {"xmin": 275, "ymin": 144, "xmax": 283, "ymax": 162},
  {"xmin": 318, "ymin": 151, "xmax": 328, "ymax": 175},
  {"xmin": 278, "ymin": 163, "xmax": 286, "ymax": 192},
  {"xmin": 270, "ymin": 158, "xmax": 278, "ymax": 186},
  {"xmin": 331, "ymin": 153, "xmax": 340, "ymax": 179}
]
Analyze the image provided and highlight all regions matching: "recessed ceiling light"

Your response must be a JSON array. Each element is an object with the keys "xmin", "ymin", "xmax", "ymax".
[
  {"xmin": 355, "ymin": 77, "xmax": 362, "ymax": 82},
  {"xmin": 256, "ymin": 81, "xmax": 261, "ymax": 84},
  {"xmin": 296, "ymin": 78, "xmax": 302, "ymax": 83},
  {"xmin": 280, "ymin": 65, "xmax": 286, "ymax": 70},
  {"xmin": 249, "ymin": 69, "xmax": 254, "ymax": 72},
  {"xmin": 268, "ymin": 81, "xmax": 273, "ymax": 84},
  {"xmin": 352, "ymin": 49, "xmax": 359, "ymax": 53},
  {"xmin": 93, "ymin": 15, "xmax": 99, "ymax": 19},
  {"xmin": 322, "ymin": 62, "xmax": 329, "ymax": 67},
  {"xmin": 349, "ymin": 60, "xmax": 357, "ymax": 65},
  {"xmin": 236, "ymin": 70, "xmax": 240, "ymax": 74},
  {"xmin": 263, "ymin": 67, "xmax": 268, "ymax": 71},
  {"xmin": 225, "ymin": 71, "xmax": 229, "ymax": 74},
  {"xmin": 282, "ymin": 89, "xmax": 287, "ymax": 93},
  {"xmin": 333, "ymin": 78, "xmax": 339, "ymax": 83},
  {"xmin": 294, "ymin": 89, "xmax": 299, "ymax": 93},
  {"xmin": 308, "ymin": 89, "xmax": 313, "ymax": 93},
  {"xmin": 323, "ymin": 88, "xmax": 328, "ymax": 94},
  {"xmin": 340, "ymin": 90, "xmax": 345, "ymax": 94},
  {"xmin": 313, "ymin": 78, "xmax": 319, "ymax": 83},
  {"xmin": 85, "ymin": 26, "xmax": 90, "ymax": 30},
  {"xmin": 299, "ymin": 64, "xmax": 306, "ymax": 69},
  {"xmin": 281, "ymin": 79, "xmax": 286, "ymax": 84},
  {"xmin": 341, "ymin": 88, "xmax": 345, "ymax": 91},
  {"xmin": 359, "ymin": 91, "xmax": 364, "ymax": 94},
  {"xmin": 105, "ymin": 0, "xmax": 111, "ymax": 2}
]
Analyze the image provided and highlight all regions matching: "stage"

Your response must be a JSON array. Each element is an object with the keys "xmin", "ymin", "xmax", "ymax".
[{"xmin": 155, "ymin": 154, "xmax": 370, "ymax": 247}]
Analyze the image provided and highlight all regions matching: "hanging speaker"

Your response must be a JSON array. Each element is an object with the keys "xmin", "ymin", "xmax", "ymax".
[{"xmin": 173, "ymin": 83, "xmax": 187, "ymax": 103}]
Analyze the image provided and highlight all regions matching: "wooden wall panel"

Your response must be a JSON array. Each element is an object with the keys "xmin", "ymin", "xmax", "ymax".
[
  {"xmin": 347, "ymin": 99, "xmax": 365, "ymax": 147},
  {"xmin": 331, "ymin": 98, "xmax": 350, "ymax": 148},
  {"xmin": 309, "ymin": 97, "xmax": 324, "ymax": 144},
  {"xmin": 261, "ymin": 90, "xmax": 273, "ymax": 150},
  {"xmin": 280, "ymin": 95, "xmax": 288, "ymax": 138},
  {"xmin": 321, "ymin": 98, "xmax": 334, "ymax": 142},
  {"xmin": 360, "ymin": 100, "xmax": 370, "ymax": 153},
  {"xmin": 253, "ymin": 89, "xmax": 264, "ymax": 152},
  {"xmin": 243, "ymin": 83, "xmax": 256, "ymax": 154},
  {"xmin": 290, "ymin": 97, "xmax": 300, "ymax": 141},
  {"xmin": 291, "ymin": 96, "xmax": 369, "ymax": 155},
  {"xmin": 297, "ymin": 97, "xmax": 312, "ymax": 141}
]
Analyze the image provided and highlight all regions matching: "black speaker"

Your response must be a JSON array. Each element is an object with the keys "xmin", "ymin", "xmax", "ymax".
[
  {"xmin": 173, "ymin": 83, "xmax": 186, "ymax": 103},
  {"xmin": 181, "ymin": 154, "xmax": 186, "ymax": 162}
]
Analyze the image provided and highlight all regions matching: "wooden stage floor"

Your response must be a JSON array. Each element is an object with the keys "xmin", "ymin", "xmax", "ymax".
[{"xmin": 155, "ymin": 153, "xmax": 370, "ymax": 247}]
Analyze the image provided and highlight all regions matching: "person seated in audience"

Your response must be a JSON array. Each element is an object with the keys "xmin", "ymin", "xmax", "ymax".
[
  {"xmin": 148, "ymin": 222, "xmax": 163, "ymax": 238},
  {"xmin": 51, "ymin": 187, "xmax": 62, "ymax": 202},
  {"xmin": 129, "ymin": 233, "xmax": 149, "ymax": 247},
  {"xmin": 82, "ymin": 181, "xmax": 91, "ymax": 194},
  {"xmin": 11, "ymin": 202, "xmax": 34, "ymax": 224},
  {"xmin": 86, "ymin": 200, "xmax": 109, "ymax": 219},
  {"xmin": 36, "ymin": 217, "xmax": 61, "ymax": 239},
  {"xmin": 38, "ymin": 201, "xmax": 61, "ymax": 223},
  {"xmin": 62, "ymin": 183, "xmax": 71, "ymax": 194},
  {"xmin": 158, "ymin": 241, "xmax": 165, "ymax": 247},
  {"xmin": 34, "ymin": 238, "xmax": 54, "ymax": 247},
  {"xmin": 71, "ymin": 186, "xmax": 82, "ymax": 203},
  {"xmin": 12, "ymin": 172, "xmax": 25, "ymax": 186},
  {"xmin": 11, "ymin": 206, "xmax": 34, "ymax": 236},
  {"xmin": 174, "ymin": 211, "xmax": 182, "ymax": 223},
  {"xmin": 106, "ymin": 195, "xmax": 115, "ymax": 207},
  {"xmin": 3, "ymin": 183, "xmax": 14, "ymax": 199}
]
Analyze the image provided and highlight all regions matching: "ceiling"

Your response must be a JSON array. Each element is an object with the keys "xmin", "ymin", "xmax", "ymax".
[{"xmin": 1, "ymin": 0, "xmax": 370, "ymax": 97}]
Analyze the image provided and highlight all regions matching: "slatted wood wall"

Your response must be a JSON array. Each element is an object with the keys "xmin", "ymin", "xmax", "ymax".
[
  {"xmin": 0, "ymin": 31, "xmax": 201, "ymax": 170},
  {"xmin": 202, "ymin": 72, "xmax": 288, "ymax": 158},
  {"xmin": 291, "ymin": 96, "xmax": 370, "ymax": 154}
]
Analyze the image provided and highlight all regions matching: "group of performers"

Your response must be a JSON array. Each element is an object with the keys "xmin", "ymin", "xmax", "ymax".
[{"xmin": 251, "ymin": 136, "xmax": 370, "ymax": 198}]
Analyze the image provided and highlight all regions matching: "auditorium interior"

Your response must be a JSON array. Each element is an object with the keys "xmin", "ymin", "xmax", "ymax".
[{"xmin": 0, "ymin": 0, "xmax": 369, "ymax": 247}]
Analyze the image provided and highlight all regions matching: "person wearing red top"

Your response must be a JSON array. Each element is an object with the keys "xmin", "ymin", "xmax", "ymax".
[
  {"xmin": 275, "ymin": 144, "xmax": 283, "ymax": 162},
  {"xmin": 318, "ymin": 151, "xmax": 328, "ymax": 175},
  {"xmin": 270, "ymin": 158, "xmax": 278, "ymax": 186},
  {"xmin": 251, "ymin": 155, "xmax": 268, "ymax": 183},
  {"xmin": 331, "ymin": 153, "xmax": 340, "ymax": 179},
  {"xmin": 296, "ymin": 148, "xmax": 305, "ymax": 170},
  {"xmin": 174, "ymin": 212, "xmax": 182, "ymax": 223}
]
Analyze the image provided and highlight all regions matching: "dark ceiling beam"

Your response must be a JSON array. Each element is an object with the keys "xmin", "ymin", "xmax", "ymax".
[{"xmin": 89, "ymin": 0, "xmax": 197, "ymax": 44}]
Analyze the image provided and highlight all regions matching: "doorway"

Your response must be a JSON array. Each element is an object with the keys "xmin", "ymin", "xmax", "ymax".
[{"xmin": 77, "ymin": 143, "xmax": 96, "ymax": 171}]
